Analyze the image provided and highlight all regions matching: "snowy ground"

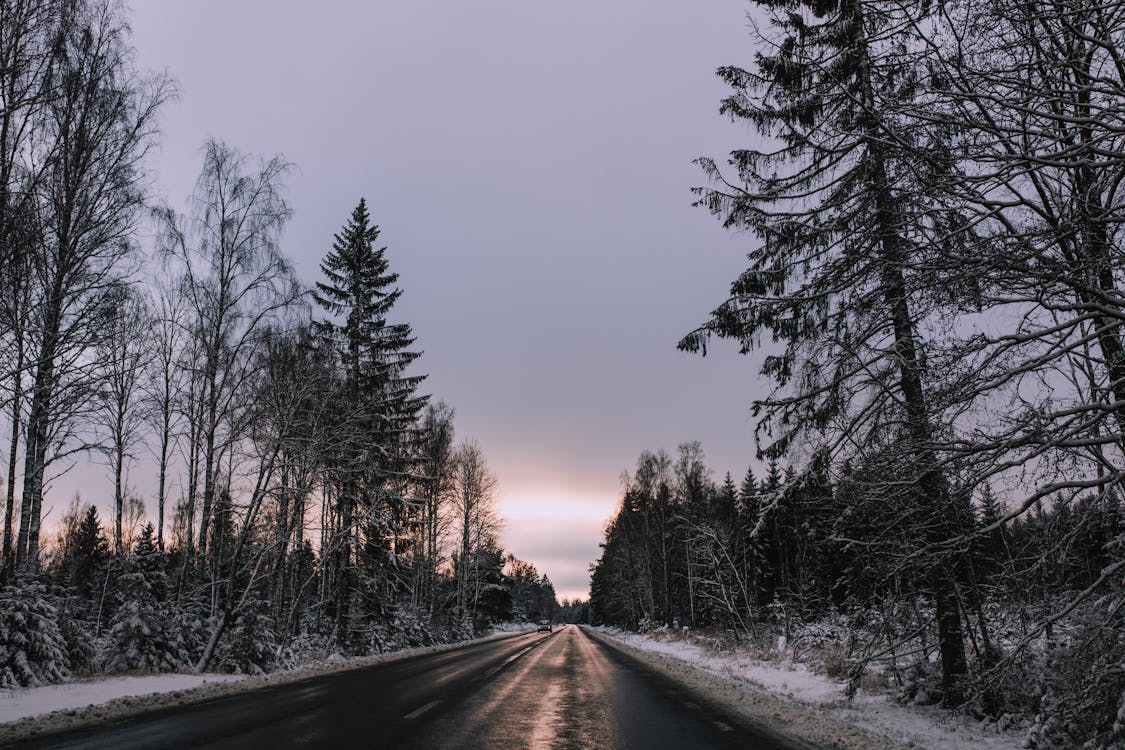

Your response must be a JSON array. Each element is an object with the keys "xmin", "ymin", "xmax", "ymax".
[
  {"xmin": 0, "ymin": 625, "xmax": 535, "ymax": 744},
  {"xmin": 587, "ymin": 626, "xmax": 1028, "ymax": 750},
  {"xmin": 0, "ymin": 673, "xmax": 243, "ymax": 725}
]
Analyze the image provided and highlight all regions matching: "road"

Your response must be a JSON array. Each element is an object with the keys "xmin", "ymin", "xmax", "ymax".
[{"xmin": 13, "ymin": 626, "xmax": 800, "ymax": 749}]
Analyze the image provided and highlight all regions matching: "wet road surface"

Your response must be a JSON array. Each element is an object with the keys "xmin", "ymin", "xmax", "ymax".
[{"xmin": 12, "ymin": 626, "xmax": 800, "ymax": 749}]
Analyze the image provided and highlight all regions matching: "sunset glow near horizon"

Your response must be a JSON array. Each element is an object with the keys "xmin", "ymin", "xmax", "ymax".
[{"xmin": 33, "ymin": 1, "xmax": 767, "ymax": 607}]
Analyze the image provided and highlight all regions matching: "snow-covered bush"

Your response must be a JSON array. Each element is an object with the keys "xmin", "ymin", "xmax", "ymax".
[
  {"xmin": 56, "ymin": 599, "xmax": 97, "ymax": 675},
  {"xmin": 0, "ymin": 576, "xmax": 70, "ymax": 688},
  {"xmin": 896, "ymin": 659, "xmax": 943, "ymax": 706},
  {"xmin": 167, "ymin": 601, "xmax": 208, "ymax": 664},
  {"xmin": 369, "ymin": 608, "xmax": 435, "ymax": 652},
  {"xmin": 103, "ymin": 570, "xmax": 186, "ymax": 673},
  {"xmin": 1026, "ymin": 598, "xmax": 1125, "ymax": 750},
  {"xmin": 221, "ymin": 599, "xmax": 278, "ymax": 674},
  {"xmin": 964, "ymin": 645, "xmax": 1044, "ymax": 721},
  {"xmin": 276, "ymin": 631, "xmax": 334, "ymax": 670}
]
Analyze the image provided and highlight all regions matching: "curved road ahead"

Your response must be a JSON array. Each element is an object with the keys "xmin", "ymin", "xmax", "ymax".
[{"xmin": 15, "ymin": 626, "xmax": 801, "ymax": 749}]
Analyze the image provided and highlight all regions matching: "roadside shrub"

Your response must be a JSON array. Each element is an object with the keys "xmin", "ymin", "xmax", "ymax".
[
  {"xmin": 103, "ymin": 571, "xmax": 186, "ymax": 673},
  {"xmin": 1025, "ymin": 599, "xmax": 1125, "ymax": 750},
  {"xmin": 370, "ymin": 608, "xmax": 434, "ymax": 652},
  {"xmin": 222, "ymin": 599, "xmax": 278, "ymax": 674},
  {"xmin": 0, "ymin": 577, "xmax": 69, "ymax": 688},
  {"xmin": 897, "ymin": 659, "xmax": 943, "ymax": 706},
  {"xmin": 56, "ymin": 602, "xmax": 97, "ymax": 675}
]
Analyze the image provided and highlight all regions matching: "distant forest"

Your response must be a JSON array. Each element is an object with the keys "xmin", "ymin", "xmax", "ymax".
[
  {"xmin": 0, "ymin": 0, "xmax": 558, "ymax": 684},
  {"xmin": 590, "ymin": 0, "xmax": 1125, "ymax": 747}
]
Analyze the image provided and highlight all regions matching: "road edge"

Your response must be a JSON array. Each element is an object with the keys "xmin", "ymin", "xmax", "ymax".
[
  {"xmin": 0, "ymin": 629, "xmax": 536, "ymax": 746},
  {"xmin": 582, "ymin": 626, "xmax": 910, "ymax": 750}
]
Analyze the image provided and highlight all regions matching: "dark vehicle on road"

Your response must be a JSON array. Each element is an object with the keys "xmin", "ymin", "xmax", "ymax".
[{"xmin": 537, "ymin": 620, "xmax": 552, "ymax": 632}]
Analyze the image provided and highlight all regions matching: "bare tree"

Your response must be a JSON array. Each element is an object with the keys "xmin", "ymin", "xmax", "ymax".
[
  {"xmin": 93, "ymin": 285, "xmax": 150, "ymax": 556},
  {"xmin": 451, "ymin": 441, "xmax": 499, "ymax": 624},
  {"xmin": 415, "ymin": 402, "xmax": 455, "ymax": 615},
  {"xmin": 0, "ymin": 0, "xmax": 61, "ymax": 573},
  {"xmin": 144, "ymin": 280, "xmax": 186, "ymax": 550},
  {"xmin": 158, "ymin": 139, "xmax": 299, "ymax": 566},
  {"xmin": 14, "ymin": 0, "xmax": 171, "ymax": 571},
  {"xmin": 194, "ymin": 322, "xmax": 331, "ymax": 671}
]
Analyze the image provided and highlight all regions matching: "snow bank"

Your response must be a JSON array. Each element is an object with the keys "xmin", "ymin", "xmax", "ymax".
[
  {"xmin": 587, "ymin": 626, "xmax": 1026, "ymax": 750},
  {"xmin": 0, "ymin": 673, "xmax": 242, "ymax": 724},
  {"xmin": 0, "ymin": 627, "xmax": 534, "ymax": 744}
]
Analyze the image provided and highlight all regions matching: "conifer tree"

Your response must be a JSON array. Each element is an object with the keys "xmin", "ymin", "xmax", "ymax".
[
  {"xmin": 103, "ymin": 526, "xmax": 182, "ymax": 673},
  {"xmin": 59, "ymin": 505, "xmax": 111, "ymax": 601},
  {"xmin": 737, "ymin": 466, "xmax": 764, "ymax": 607},
  {"xmin": 679, "ymin": 0, "xmax": 970, "ymax": 702},
  {"xmin": 314, "ymin": 198, "xmax": 428, "ymax": 647},
  {"xmin": 0, "ymin": 577, "xmax": 69, "ymax": 687}
]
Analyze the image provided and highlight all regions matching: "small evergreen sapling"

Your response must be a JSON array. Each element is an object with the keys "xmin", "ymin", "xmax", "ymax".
[
  {"xmin": 223, "ymin": 597, "xmax": 277, "ymax": 674},
  {"xmin": 103, "ymin": 525, "xmax": 185, "ymax": 672},
  {"xmin": 0, "ymin": 576, "xmax": 69, "ymax": 687}
]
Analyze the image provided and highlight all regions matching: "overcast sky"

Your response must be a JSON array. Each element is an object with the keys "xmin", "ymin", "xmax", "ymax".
[{"xmin": 52, "ymin": 1, "xmax": 769, "ymax": 601}]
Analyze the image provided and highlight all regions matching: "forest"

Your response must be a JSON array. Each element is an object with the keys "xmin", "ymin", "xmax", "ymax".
[
  {"xmin": 0, "ymin": 0, "xmax": 558, "ymax": 684},
  {"xmin": 589, "ymin": 0, "xmax": 1125, "ymax": 747}
]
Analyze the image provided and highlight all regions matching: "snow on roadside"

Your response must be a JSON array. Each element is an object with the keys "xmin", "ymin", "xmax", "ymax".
[
  {"xmin": 0, "ymin": 673, "xmax": 243, "ymax": 725},
  {"xmin": 0, "ymin": 626, "xmax": 535, "ymax": 744},
  {"xmin": 588, "ymin": 626, "xmax": 1026, "ymax": 750}
]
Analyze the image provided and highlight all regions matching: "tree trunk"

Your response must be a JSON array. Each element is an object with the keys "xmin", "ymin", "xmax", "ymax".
[
  {"xmin": 871, "ymin": 153, "xmax": 968, "ymax": 705},
  {"xmin": 3, "ymin": 344, "xmax": 22, "ymax": 569},
  {"xmin": 16, "ymin": 318, "xmax": 57, "ymax": 572},
  {"xmin": 156, "ymin": 407, "xmax": 170, "ymax": 550},
  {"xmin": 113, "ymin": 433, "xmax": 124, "ymax": 556},
  {"xmin": 195, "ymin": 608, "xmax": 228, "ymax": 673}
]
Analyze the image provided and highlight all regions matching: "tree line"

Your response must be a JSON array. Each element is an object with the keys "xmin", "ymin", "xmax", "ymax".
[
  {"xmin": 595, "ymin": 0, "xmax": 1125, "ymax": 746},
  {"xmin": 0, "ymin": 0, "xmax": 557, "ymax": 684}
]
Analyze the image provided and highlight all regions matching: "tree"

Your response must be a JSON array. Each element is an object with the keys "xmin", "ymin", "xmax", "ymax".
[
  {"xmin": 416, "ymin": 402, "xmax": 456, "ymax": 616},
  {"xmin": 144, "ymin": 281, "xmax": 186, "ymax": 550},
  {"xmin": 0, "ymin": 0, "xmax": 59, "ymax": 573},
  {"xmin": 159, "ymin": 139, "xmax": 298, "ymax": 564},
  {"xmin": 451, "ymin": 441, "xmax": 499, "ymax": 626},
  {"xmin": 313, "ymin": 198, "xmax": 427, "ymax": 646},
  {"xmin": 104, "ymin": 526, "xmax": 183, "ymax": 674},
  {"xmin": 94, "ymin": 286, "xmax": 150, "ymax": 555},
  {"xmin": 54, "ymin": 502, "xmax": 110, "ymax": 603},
  {"xmin": 15, "ymin": 0, "xmax": 171, "ymax": 571},
  {"xmin": 0, "ymin": 576, "xmax": 68, "ymax": 687},
  {"xmin": 679, "ymin": 0, "xmax": 972, "ymax": 702}
]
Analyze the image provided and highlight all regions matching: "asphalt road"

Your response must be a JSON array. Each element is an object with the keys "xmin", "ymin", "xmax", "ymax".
[{"xmin": 13, "ymin": 626, "xmax": 800, "ymax": 749}]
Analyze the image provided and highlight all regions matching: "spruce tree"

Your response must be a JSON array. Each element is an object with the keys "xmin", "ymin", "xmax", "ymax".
[
  {"xmin": 679, "ymin": 0, "xmax": 970, "ymax": 702},
  {"xmin": 0, "ymin": 577, "xmax": 69, "ymax": 687},
  {"xmin": 737, "ymin": 466, "xmax": 764, "ymax": 608},
  {"xmin": 314, "ymin": 198, "xmax": 428, "ymax": 647},
  {"xmin": 63, "ymin": 505, "xmax": 111, "ymax": 600}
]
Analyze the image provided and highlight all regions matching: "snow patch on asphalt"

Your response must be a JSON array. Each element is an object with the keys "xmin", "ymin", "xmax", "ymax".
[
  {"xmin": 0, "ymin": 627, "xmax": 534, "ymax": 744},
  {"xmin": 586, "ymin": 626, "xmax": 1025, "ymax": 750}
]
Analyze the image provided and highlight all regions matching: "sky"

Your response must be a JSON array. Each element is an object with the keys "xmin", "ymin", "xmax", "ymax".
[{"xmin": 51, "ymin": 1, "xmax": 769, "ymax": 601}]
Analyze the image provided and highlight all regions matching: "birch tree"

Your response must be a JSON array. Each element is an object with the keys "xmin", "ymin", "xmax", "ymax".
[
  {"xmin": 93, "ymin": 285, "xmax": 149, "ymax": 556},
  {"xmin": 451, "ymin": 441, "xmax": 499, "ymax": 625},
  {"xmin": 0, "ymin": 0, "xmax": 58, "ymax": 573},
  {"xmin": 159, "ymin": 139, "xmax": 298, "ymax": 567},
  {"xmin": 415, "ymin": 401, "xmax": 455, "ymax": 615},
  {"xmin": 144, "ymin": 281, "xmax": 185, "ymax": 550},
  {"xmin": 15, "ymin": 0, "xmax": 169, "ymax": 571}
]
